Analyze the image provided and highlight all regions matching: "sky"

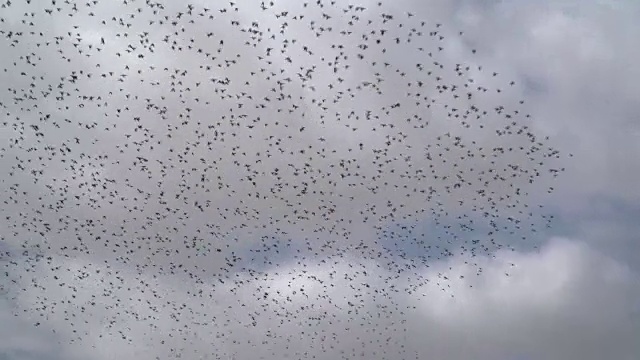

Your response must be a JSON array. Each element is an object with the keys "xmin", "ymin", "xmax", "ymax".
[{"xmin": 0, "ymin": 0, "xmax": 639, "ymax": 359}]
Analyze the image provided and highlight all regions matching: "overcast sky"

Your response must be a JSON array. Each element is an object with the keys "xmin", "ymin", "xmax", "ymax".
[{"xmin": 0, "ymin": 0, "xmax": 639, "ymax": 359}]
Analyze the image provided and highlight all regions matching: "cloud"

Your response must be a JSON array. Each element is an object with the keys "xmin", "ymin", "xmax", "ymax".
[
  {"xmin": 0, "ymin": 296, "xmax": 67, "ymax": 360},
  {"xmin": 1, "ymin": 0, "xmax": 639, "ymax": 359},
  {"xmin": 0, "ymin": 0, "xmax": 571, "ymax": 287},
  {"xmin": 446, "ymin": 0, "xmax": 640, "ymax": 204},
  {"xmin": 4, "ymin": 237, "xmax": 639, "ymax": 360},
  {"xmin": 404, "ymin": 238, "xmax": 640, "ymax": 359}
]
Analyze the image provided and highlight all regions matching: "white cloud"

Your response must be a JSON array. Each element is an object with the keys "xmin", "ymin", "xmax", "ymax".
[
  {"xmin": 1, "ymin": 0, "xmax": 639, "ymax": 359},
  {"xmin": 401, "ymin": 237, "xmax": 640, "ymax": 360},
  {"xmin": 447, "ymin": 0, "xmax": 640, "ymax": 205},
  {"xmin": 4, "ymin": 237, "xmax": 638, "ymax": 360}
]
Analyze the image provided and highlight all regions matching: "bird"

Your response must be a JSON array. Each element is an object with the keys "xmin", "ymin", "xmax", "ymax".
[{"xmin": 0, "ymin": 1, "xmax": 570, "ymax": 358}]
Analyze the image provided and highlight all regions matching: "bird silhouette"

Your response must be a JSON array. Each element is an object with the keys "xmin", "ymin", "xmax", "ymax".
[{"xmin": 0, "ymin": 1, "xmax": 569, "ymax": 359}]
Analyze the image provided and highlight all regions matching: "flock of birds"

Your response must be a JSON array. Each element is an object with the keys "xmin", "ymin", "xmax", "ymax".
[{"xmin": 0, "ymin": 0, "xmax": 569, "ymax": 359}]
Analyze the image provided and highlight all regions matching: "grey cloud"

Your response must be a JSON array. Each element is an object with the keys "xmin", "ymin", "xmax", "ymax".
[
  {"xmin": 0, "ymin": 0, "xmax": 563, "ymax": 277},
  {"xmin": 5, "ymin": 237, "xmax": 639, "ymax": 360},
  {"xmin": 0, "ymin": 0, "xmax": 638, "ymax": 359},
  {"xmin": 446, "ymin": 0, "xmax": 640, "ymax": 203}
]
